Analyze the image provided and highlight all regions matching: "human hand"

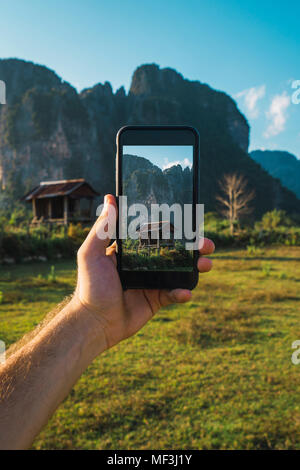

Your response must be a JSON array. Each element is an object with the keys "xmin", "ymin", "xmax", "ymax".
[{"xmin": 74, "ymin": 194, "xmax": 215, "ymax": 350}]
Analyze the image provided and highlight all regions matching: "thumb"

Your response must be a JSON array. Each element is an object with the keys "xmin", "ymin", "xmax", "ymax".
[{"xmin": 81, "ymin": 194, "xmax": 118, "ymax": 257}]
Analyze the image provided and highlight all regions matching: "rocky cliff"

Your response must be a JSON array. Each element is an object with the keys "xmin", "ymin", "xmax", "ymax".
[
  {"xmin": 0, "ymin": 59, "xmax": 126, "ymax": 197},
  {"xmin": 0, "ymin": 59, "xmax": 299, "ymax": 218},
  {"xmin": 123, "ymin": 154, "xmax": 192, "ymax": 209}
]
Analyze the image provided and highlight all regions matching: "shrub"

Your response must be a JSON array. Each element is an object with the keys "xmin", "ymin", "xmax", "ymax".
[
  {"xmin": 259, "ymin": 209, "xmax": 292, "ymax": 230},
  {"xmin": 68, "ymin": 223, "xmax": 89, "ymax": 243},
  {"xmin": 261, "ymin": 263, "xmax": 272, "ymax": 277},
  {"xmin": 47, "ymin": 266, "xmax": 56, "ymax": 282},
  {"xmin": 0, "ymin": 228, "xmax": 81, "ymax": 263}
]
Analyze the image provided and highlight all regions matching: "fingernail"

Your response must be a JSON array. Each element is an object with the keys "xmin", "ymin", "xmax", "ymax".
[{"xmin": 104, "ymin": 194, "xmax": 115, "ymax": 207}]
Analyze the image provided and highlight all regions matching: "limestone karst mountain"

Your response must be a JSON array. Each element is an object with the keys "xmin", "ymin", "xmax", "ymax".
[
  {"xmin": 250, "ymin": 150, "xmax": 300, "ymax": 199},
  {"xmin": 0, "ymin": 59, "xmax": 299, "ymax": 217},
  {"xmin": 123, "ymin": 154, "xmax": 192, "ymax": 209}
]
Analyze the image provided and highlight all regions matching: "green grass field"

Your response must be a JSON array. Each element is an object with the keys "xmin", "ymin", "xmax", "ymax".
[{"xmin": 0, "ymin": 247, "xmax": 300, "ymax": 450}]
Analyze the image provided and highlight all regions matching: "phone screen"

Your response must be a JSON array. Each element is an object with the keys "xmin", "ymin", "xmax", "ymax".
[{"xmin": 121, "ymin": 144, "xmax": 194, "ymax": 272}]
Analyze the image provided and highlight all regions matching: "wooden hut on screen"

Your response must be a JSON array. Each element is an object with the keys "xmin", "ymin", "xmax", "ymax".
[
  {"xmin": 137, "ymin": 221, "xmax": 175, "ymax": 252},
  {"xmin": 23, "ymin": 178, "xmax": 99, "ymax": 226}
]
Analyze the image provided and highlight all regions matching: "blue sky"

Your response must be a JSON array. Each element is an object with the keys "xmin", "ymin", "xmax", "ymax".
[
  {"xmin": 0, "ymin": 0, "xmax": 299, "ymax": 157},
  {"xmin": 123, "ymin": 146, "xmax": 193, "ymax": 170}
]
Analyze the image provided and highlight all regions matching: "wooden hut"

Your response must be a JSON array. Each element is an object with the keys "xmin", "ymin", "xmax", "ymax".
[
  {"xmin": 137, "ymin": 221, "xmax": 175, "ymax": 251},
  {"xmin": 23, "ymin": 178, "xmax": 99, "ymax": 225}
]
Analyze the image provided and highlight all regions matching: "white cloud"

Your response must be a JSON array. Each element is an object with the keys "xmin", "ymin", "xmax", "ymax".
[
  {"xmin": 236, "ymin": 84, "xmax": 266, "ymax": 119},
  {"xmin": 264, "ymin": 92, "xmax": 290, "ymax": 138},
  {"xmin": 163, "ymin": 158, "xmax": 192, "ymax": 170}
]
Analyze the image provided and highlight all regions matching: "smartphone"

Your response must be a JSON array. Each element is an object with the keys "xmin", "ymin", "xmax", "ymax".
[{"xmin": 116, "ymin": 125, "xmax": 200, "ymax": 290}]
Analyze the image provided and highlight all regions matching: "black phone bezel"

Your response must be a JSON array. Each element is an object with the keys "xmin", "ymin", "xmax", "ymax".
[{"xmin": 116, "ymin": 125, "xmax": 199, "ymax": 290}]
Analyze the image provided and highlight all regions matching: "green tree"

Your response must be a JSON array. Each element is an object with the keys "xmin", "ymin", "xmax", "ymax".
[{"xmin": 260, "ymin": 209, "xmax": 292, "ymax": 230}]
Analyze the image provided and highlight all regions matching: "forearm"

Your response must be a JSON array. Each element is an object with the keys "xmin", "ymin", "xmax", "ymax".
[{"xmin": 0, "ymin": 297, "xmax": 108, "ymax": 450}]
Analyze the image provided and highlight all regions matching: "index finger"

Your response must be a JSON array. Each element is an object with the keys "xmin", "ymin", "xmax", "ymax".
[{"xmin": 199, "ymin": 238, "xmax": 215, "ymax": 255}]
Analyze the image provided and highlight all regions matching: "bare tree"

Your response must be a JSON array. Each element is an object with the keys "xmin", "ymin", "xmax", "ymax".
[{"xmin": 216, "ymin": 173, "xmax": 255, "ymax": 234}]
